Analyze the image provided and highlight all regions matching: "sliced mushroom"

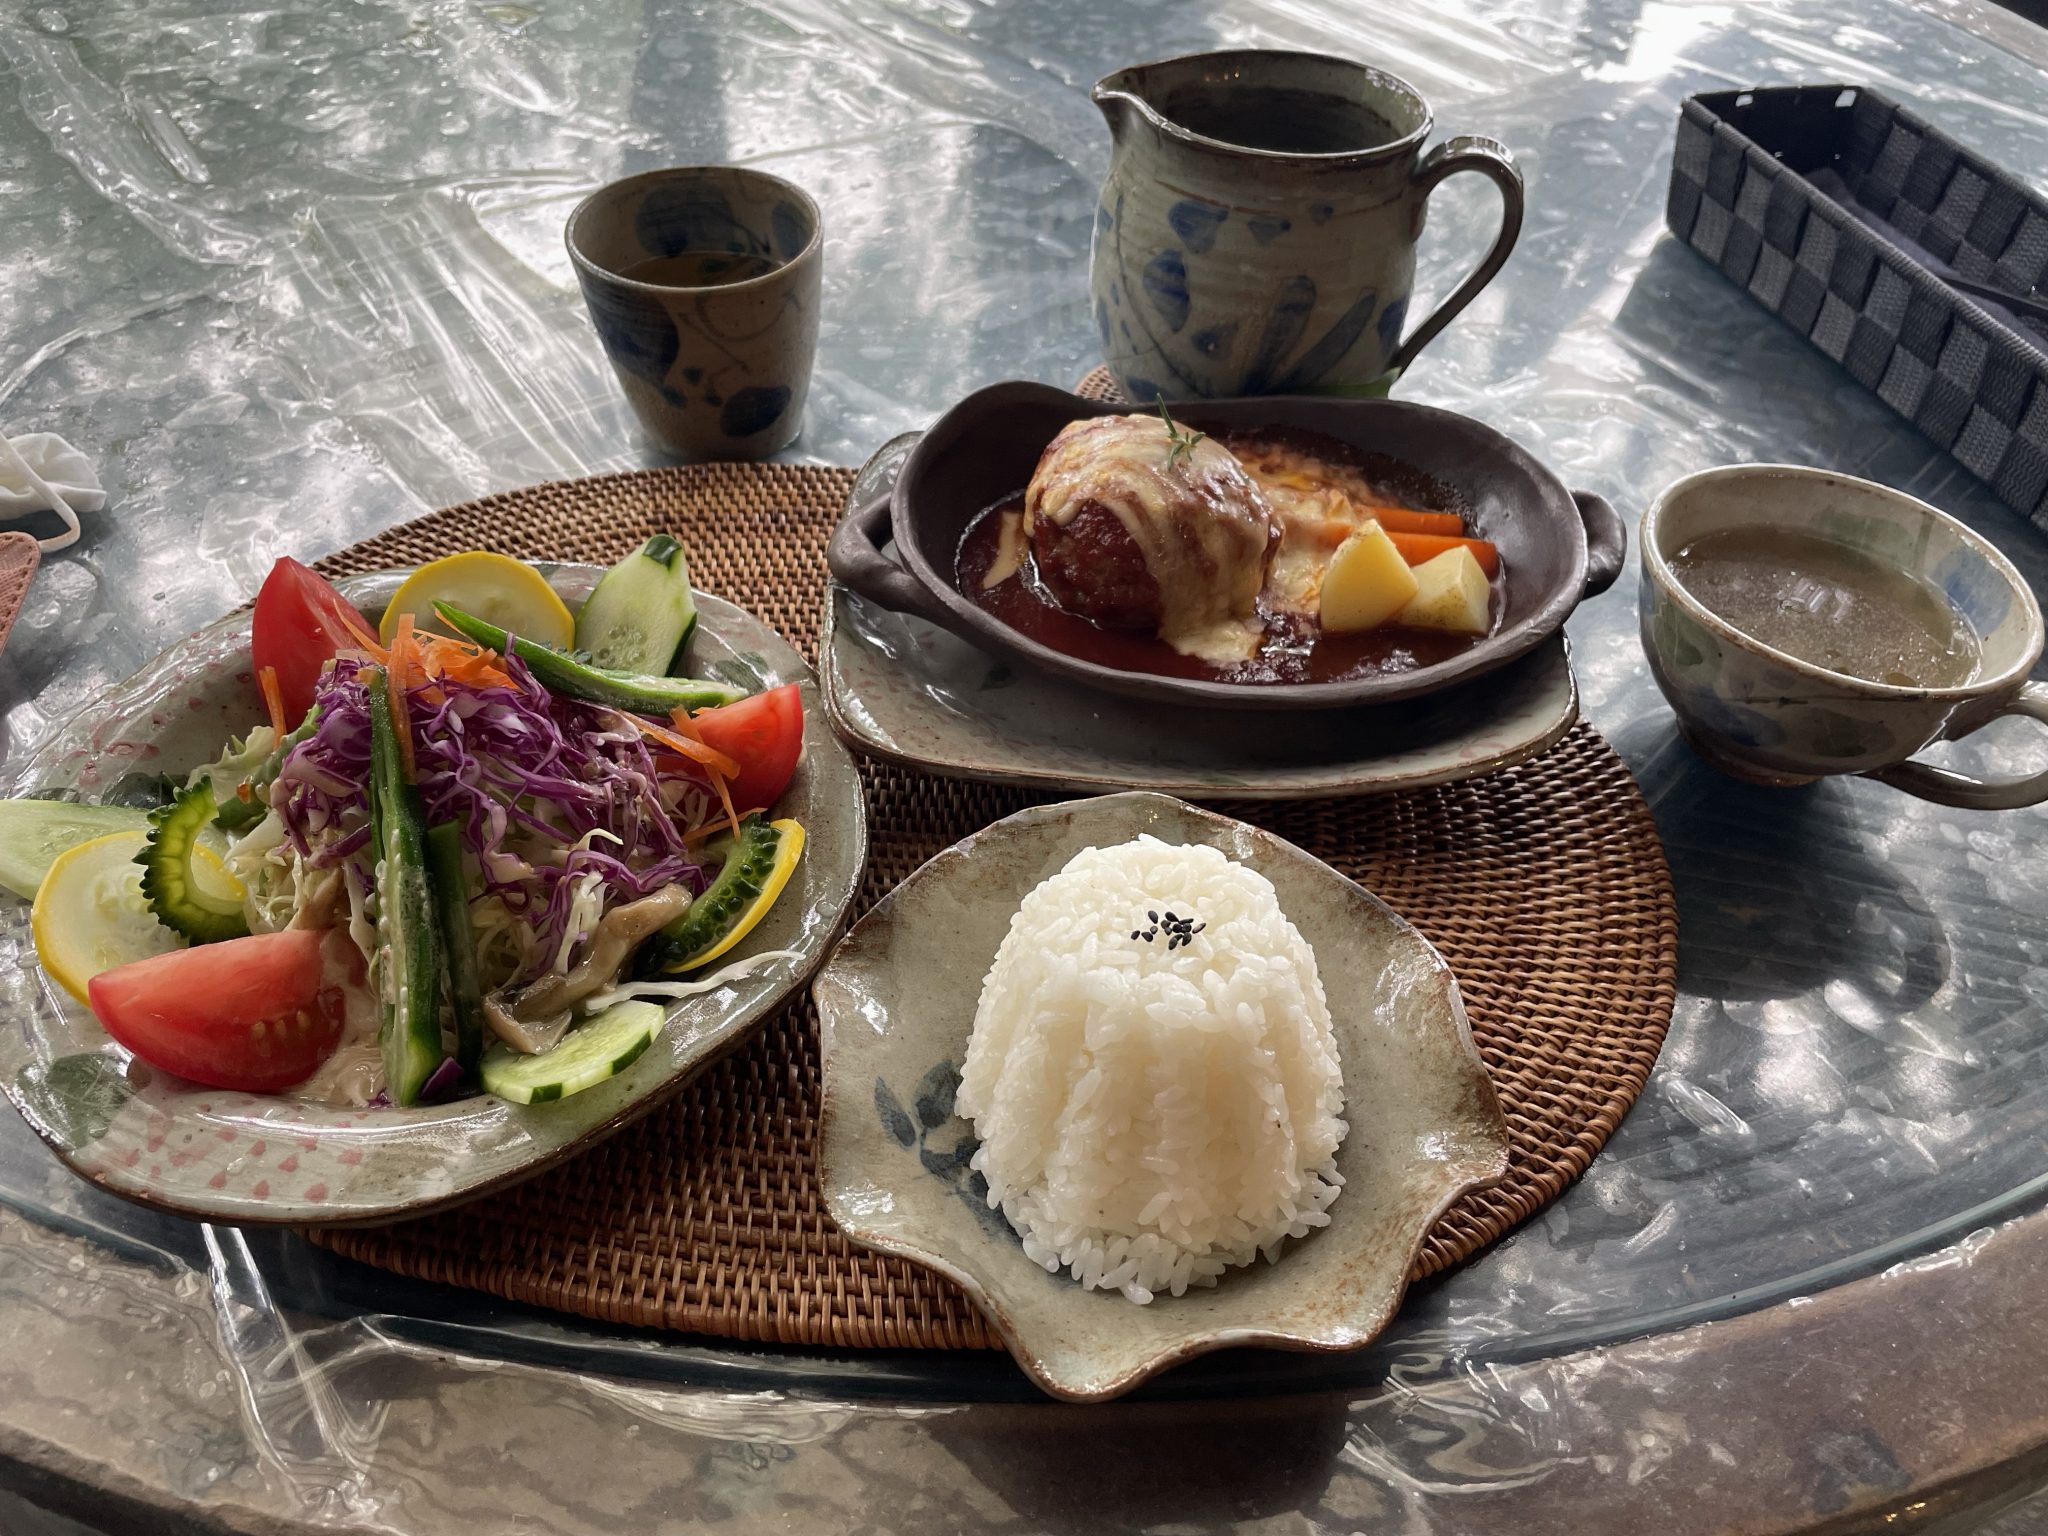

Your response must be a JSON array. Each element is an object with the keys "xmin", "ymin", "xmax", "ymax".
[
  {"xmin": 289, "ymin": 867, "xmax": 346, "ymax": 932},
  {"xmin": 483, "ymin": 885, "xmax": 693, "ymax": 1055}
]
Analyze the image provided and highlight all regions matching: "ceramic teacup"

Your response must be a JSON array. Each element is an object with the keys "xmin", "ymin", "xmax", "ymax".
[
  {"xmin": 567, "ymin": 166, "xmax": 822, "ymax": 459},
  {"xmin": 1639, "ymin": 465, "xmax": 2048, "ymax": 809}
]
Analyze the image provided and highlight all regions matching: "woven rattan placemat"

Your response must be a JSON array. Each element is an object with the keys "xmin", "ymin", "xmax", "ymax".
[{"xmin": 306, "ymin": 458, "xmax": 1678, "ymax": 1349}]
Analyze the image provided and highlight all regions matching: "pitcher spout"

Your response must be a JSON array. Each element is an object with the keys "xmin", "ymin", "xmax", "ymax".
[{"xmin": 1091, "ymin": 68, "xmax": 1147, "ymax": 141}]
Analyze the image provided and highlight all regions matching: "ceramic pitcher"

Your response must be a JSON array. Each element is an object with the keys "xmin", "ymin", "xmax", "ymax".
[{"xmin": 1091, "ymin": 50, "xmax": 1524, "ymax": 401}]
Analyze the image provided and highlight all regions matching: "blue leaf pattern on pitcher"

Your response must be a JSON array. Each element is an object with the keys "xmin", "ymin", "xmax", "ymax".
[
  {"xmin": 1166, "ymin": 197, "xmax": 1228, "ymax": 253},
  {"xmin": 1377, "ymin": 294, "xmax": 1409, "ymax": 357},
  {"xmin": 1142, "ymin": 250, "xmax": 1190, "ymax": 332},
  {"xmin": 1278, "ymin": 286, "xmax": 1379, "ymax": 390},
  {"xmin": 1244, "ymin": 275, "xmax": 1316, "ymax": 392}
]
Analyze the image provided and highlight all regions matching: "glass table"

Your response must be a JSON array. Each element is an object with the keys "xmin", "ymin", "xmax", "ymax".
[{"xmin": 2, "ymin": 0, "xmax": 2046, "ymax": 1528}]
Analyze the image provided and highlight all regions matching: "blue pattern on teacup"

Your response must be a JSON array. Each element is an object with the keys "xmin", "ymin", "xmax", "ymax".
[
  {"xmin": 770, "ymin": 200, "xmax": 810, "ymax": 261},
  {"xmin": 719, "ymin": 385, "xmax": 791, "ymax": 439},
  {"xmin": 575, "ymin": 274, "xmax": 677, "ymax": 386},
  {"xmin": 1678, "ymin": 678, "xmax": 1786, "ymax": 751}
]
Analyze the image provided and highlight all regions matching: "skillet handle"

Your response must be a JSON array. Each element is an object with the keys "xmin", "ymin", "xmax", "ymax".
[
  {"xmin": 1573, "ymin": 490, "xmax": 1627, "ymax": 599},
  {"xmin": 827, "ymin": 492, "xmax": 954, "ymax": 626}
]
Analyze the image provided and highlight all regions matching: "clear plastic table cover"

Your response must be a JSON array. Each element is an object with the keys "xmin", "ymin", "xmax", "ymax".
[{"xmin": 2, "ymin": 0, "xmax": 2047, "ymax": 1529}]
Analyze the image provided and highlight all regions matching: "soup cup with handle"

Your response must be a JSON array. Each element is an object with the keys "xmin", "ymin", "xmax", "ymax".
[{"xmin": 1639, "ymin": 464, "xmax": 2048, "ymax": 809}]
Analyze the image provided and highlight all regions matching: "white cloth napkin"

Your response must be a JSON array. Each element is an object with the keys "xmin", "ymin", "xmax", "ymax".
[{"xmin": 0, "ymin": 431, "xmax": 105, "ymax": 552}]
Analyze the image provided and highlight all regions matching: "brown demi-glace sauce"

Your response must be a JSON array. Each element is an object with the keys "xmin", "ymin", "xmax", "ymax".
[{"xmin": 956, "ymin": 429, "xmax": 1501, "ymax": 686}]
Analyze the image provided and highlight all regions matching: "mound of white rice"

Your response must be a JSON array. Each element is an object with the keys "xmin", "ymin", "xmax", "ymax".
[{"xmin": 956, "ymin": 835, "xmax": 1346, "ymax": 1304}]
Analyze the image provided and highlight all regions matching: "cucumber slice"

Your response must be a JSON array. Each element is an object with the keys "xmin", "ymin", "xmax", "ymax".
[
  {"xmin": 425, "ymin": 822, "xmax": 486, "ymax": 1075},
  {"xmin": 575, "ymin": 535, "xmax": 700, "ymax": 675},
  {"xmin": 135, "ymin": 783, "xmax": 250, "ymax": 943},
  {"xmin": 434, "ymin": 602, "xmax": 742, "ymax": 715},
  {"xmin": 367, "ymin": 668, "xmax": 445, "ymax": 1106},
  {"xmin": 481, "ymin": 999, "xmax": 663, "ymax": 1105},
  {"xmin": 641, "ymin": 815, "xmax": 804, "ymax": 975},
  {"xmin": 0, "ymin": 799, "xmax": 152, "ymax": 901}
]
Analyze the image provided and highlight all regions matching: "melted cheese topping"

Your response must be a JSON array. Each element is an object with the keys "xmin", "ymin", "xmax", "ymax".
[
  {"xmin": 1024, "ymin": 414, "xmax": 1276, "ymax": 659},
  {"xmin": 1231, "ymin": 440, "xmax": 1391, "ymax": 618},
  {"xmin": 982, "ymin": 510, "xmax": 1028, "ymax": 590}
]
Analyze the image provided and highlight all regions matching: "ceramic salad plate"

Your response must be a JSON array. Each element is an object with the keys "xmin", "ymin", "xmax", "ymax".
[
  {"xmin": 820, "ymin": 435, "xmax": 1580, "ymax": 798},
  {"xmin": 814, "ymin": 791, "xmax": 1511, "ymax": 1401},
  {"xmin": 0, "ymin": 564, "xmax": 866, "ymax": 1226}
]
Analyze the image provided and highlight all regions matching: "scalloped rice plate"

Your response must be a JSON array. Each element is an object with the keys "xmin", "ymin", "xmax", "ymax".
[{"xmin": 814, "ymin": 792, "xmax": 1509, "ymax": 1401}]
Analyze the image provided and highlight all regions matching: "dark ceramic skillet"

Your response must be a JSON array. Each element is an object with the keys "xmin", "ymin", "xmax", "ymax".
[{"xmin": 828, "ymin": 380, "xmax": 1624, "ymax": 711}]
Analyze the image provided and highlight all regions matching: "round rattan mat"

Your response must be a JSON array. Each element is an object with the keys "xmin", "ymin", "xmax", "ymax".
[{"xmin": 305, "ymin": 460, "xmax": 1678, "ymax": 1349}]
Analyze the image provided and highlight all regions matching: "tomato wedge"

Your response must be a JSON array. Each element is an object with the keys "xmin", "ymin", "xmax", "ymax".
[
  {"xmin": 251, "ymin": 558, "xmax": 378, "ymax": 722},
  {"xmin": 87, "ymin": 929, "xmax": 352, "ymax": 1093},
  {"xmin": 688, "ymin": 684, "xmax": 803, "ymax": 814}
]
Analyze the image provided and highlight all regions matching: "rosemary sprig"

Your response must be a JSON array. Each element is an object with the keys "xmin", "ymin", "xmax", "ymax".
[{"xmin": 1155, "ymin": 399, "xmax": 1207, "ymax": 470}]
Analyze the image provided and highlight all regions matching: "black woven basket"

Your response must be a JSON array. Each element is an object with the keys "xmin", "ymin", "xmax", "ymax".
[{"xmin": 1668, "ymin": 84, "xmax": 2048, "ymax": 531}]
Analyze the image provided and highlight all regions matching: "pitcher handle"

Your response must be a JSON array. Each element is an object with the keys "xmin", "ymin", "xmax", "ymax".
[
  {"xmin": 1867, "ymin": 681, "xmax": 2048, "ymax": 810},
  {"xmin": 1387, "ymin": 137, "xmax": 1526, "ymax": 376}
]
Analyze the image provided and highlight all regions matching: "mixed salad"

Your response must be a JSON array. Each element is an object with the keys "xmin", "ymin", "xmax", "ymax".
[{"xmin": 1, "ymin": 540, "xmax": 808, "ymax": 1108}]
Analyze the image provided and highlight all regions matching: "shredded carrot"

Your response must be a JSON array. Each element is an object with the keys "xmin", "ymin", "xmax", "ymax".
[
  {"xmin": 333, "ymin": 600, "xmax": 386, "ymax": 657},
  {"xmin": 630, "ymin": 723, "xmax": 743, "ymax": 838},
  {"xmin": 386, "ymin": 622, "xmax": 419, "ymax": 783},
  {"xmin": 258, "ymin": 666, "xmax": 288, "ymax": 740},
  {"xmin": 625, "ymin": 712, "xmax": 742, "ymax": 780},
  {"xmin": 425, "ymin": 633, "xmax": 514, "ymax": 691},
  {"xmin": 659, "ymin": 708, "xmax": 743, "ymax": 839},
  {"xmin": 375, "ymin": 623, "xmax": 517, "ymax": 702}
]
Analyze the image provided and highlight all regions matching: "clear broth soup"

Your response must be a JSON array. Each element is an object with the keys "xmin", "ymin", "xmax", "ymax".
[{"xmin": 1669, "ymin": 525, "xmax": 1981, "ymax": 688}]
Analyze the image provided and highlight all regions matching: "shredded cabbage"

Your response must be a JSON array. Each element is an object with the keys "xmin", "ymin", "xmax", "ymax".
[
  {"xmin": 267, "ymin": 653, "xmax": 714, "ymax": 985},
  {"xmin": 225, "ymin": 809, "xmax": 300, "ymax": 934},
  {"xmin": 580, "ymin": 948, "xmax": 805, "ymax": 1014},
  {"xmin": 187, "ymin": 723, "xmax": 278, "ymax": 797}
]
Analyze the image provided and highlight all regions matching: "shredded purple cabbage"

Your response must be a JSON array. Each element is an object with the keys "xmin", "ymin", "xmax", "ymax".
[
  {"xmin": 273, "ymin": 653, "xmax": 712, "ymax": 979},
  {"xmin": 418, "ymin": 1056, "xmax": 466, "ymax": 1102}
]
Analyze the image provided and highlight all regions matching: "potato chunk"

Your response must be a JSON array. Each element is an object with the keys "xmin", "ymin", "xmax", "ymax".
[
  {"xmin": 1318, "ymin": 521, "xmax": 1419, "ymax": 633},
  {"xmin": 1395, "ymin": 546, "xmax": 1492, "ymax": 635}
]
